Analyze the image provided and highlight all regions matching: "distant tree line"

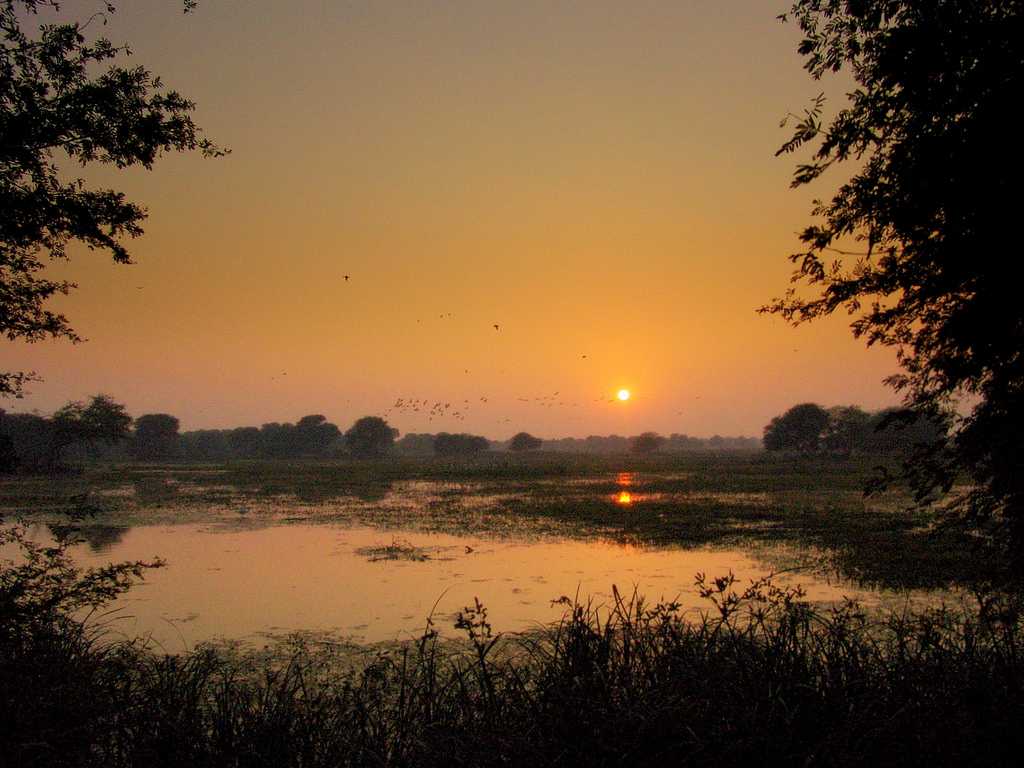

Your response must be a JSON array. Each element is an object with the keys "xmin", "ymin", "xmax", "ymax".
[
  {"xmin": 0, "ymin": 397, "xmax": 507, "ymax": 470},
  {"xmin": 3, "ymin": 394, "xmax": 781, "ymax": 472},
  {"xmin": 763, "ymin": 403, "xmax": 947, "ymax": 456},
  {"xmin": 538, "ymin": 434, "xmax": 761, "ymax": 454},
  {"xmin": 0, "ymin": 397, "xmax": 361, "ymax": 470}
]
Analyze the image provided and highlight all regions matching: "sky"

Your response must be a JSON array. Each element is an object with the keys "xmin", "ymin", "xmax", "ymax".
[{"xmin": 3, "ymin": 0, "xmax": 902, "ymax": 439}]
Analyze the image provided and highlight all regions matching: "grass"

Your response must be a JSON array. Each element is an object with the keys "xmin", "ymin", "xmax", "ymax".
[{"xmin": 4, "ymin": 573, "xmax": 1024, "ymax": 767}]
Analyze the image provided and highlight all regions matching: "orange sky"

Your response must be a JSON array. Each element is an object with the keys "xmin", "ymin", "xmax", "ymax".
[{"xmin": 3, "ymin": 0, "xmax": 900, "ymax": 438}]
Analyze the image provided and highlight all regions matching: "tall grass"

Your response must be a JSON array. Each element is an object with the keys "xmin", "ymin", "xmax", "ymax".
[{"xmin": 4, "ymin": 572, "xmax": 1024, "ymax": 767}]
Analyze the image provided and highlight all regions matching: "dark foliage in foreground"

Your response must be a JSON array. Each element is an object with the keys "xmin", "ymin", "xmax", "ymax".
[
  {"xmin": 4, "ymin": 543, "xmax": 1024, "ymax": 767},
  {"xmin": 0, "ymin": 0, "xmax": 225, "ymax": 399},
  {"xmin": 768, "ymin": 0, "xmax": 1024, "ymax": 565}
]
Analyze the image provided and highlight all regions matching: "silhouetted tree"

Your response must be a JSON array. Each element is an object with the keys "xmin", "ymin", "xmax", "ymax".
[
  {"xmin": 631, "ymin": 432, "xmax": 665, "ymax": 454},
  {"xmin": 131, "ymin": 414, "xmax": 181, "ymax": 460},
  {"xmin": 0, "ymin": 412, "xmax": 51, "ymax": 469},
  {"xmin": 295, "ymin": 414, "xmax": 342, "ymax": 456},
  {"xmin": 508, "ymin": 432, "xmax": 543, "ymax": 452},
  {"xmin": 394, "ymin": 433, "xmax": 436, "ymax": 456},
  {"xmin": 258, "ymin": 422, "xmax": 296, "ymax": 458},
  {"xmin": 0, "ymin": 0, "xmax": 225, "ymax": 399},
  {"xmin": 179, "ymin": 429, "xmax": 230, "ymax": 461},
  {"xmin": 345, "ymin": 417, "xmax": 398, "ymax": 459},
  {"xmin": 0, "ymin": 395, "xmax": 131, "ymax": 469},
  {"xmin": 823, "ymin": 406, "xmax": 872, "ymax": 456},
  {"xmin": 768, "ymin": 1, "xmax": 1024, "ymax": 563},
  {"xmin": 433, "ymin": 433, "xmax": 489, "ymax": 457},
  {"xmin": 50, "ymin": 394, "xmax": 132, "ymax": 462},
  {"xmin": 0, "ymin": 412, "xmax": 15, "ymax": 472},
  {"xmin": 763, "ymin": 403, "xmax": 829, "ymax": 453},
  {"xmin": 227, "ymin": 427, "xmax": 261, "ymax": 459},
  {"xmin": 864, "ymin": 407, "xmax": 948, "ymax": 456}
]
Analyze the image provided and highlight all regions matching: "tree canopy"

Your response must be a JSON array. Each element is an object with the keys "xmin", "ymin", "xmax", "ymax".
[
  {"xmin": 767, "ymin": 1, "xmax": 1024, "ymax": 562},
  {"xmin": 433, "ymin": 432, "xmax": 489, "ymax": 457},
  {"xmin": 1, "ymin": 0, "xmax": 224, "ymax": 398},
  {"xmin": 630, "ymin": 432, "xmax": 665, "ymax": 454},
  {"xmin": 131, "ymin": 413, "xmax": 180, "ymax": 460},
  {"xmin": 0, "ymin": 393, "xmax": 130, "ymax": 469},
  {"xmin": 345, "ymin": 417, "xmax": 398, "ymax": 459},
  {"xmin": 763, "ymin": 404, "xmax": 830, "ymax": 453},
  {"xmin": 508, "ymin": 432, "xmax": 543, "ymax": 452}
]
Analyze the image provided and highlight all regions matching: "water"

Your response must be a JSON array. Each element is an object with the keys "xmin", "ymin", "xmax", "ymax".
[
  {"xmin": 3, "ymin": 464, "xmax": 947, "ymax": 649},
  {"xmin": 30, "ymin": 521, "xmax": 884, "ymax": 650}
]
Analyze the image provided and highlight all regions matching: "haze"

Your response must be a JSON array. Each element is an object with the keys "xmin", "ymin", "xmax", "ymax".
[{"xmin": 3, "ymin": 0, "xmax": 899, "ymax": 438}]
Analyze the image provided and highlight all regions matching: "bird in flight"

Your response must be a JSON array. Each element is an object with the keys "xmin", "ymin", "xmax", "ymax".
[
  {"xmin": 343, "ymin": 275, "xmax": 350, "ymax": 281},
  {"xmin": 493, "ymin": 324, "xmax": 500, "ymax": 331}
]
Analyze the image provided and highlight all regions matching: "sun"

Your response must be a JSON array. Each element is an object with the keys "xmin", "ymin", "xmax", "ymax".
[{"xmin": 617, "ymin": 388, "xmax": 631, "ymax": 402}]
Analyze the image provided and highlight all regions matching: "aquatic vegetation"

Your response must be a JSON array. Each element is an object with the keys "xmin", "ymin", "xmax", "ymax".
[{"xmin": 356, "ymin": 537, "xmax": 432, "ymax": 562}]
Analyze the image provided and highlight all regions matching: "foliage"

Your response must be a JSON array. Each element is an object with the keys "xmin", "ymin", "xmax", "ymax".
[
  {"xmin": 767, "ymin": 1, "xmax": 1024, "ymax": 563},
  {"xmin": 0, "ymin": 0, "xmax": 225, "ymax": 398},
  {"xmin": 227, "ymin": 425, "xmax": 261, "ymax": 458},
  {"xmin": 0, "ymin": 393, "xmax": 130, "ymax": 469},
  {"xmin": 508, "ymin": 431, "xmax": 543, "ymax": 452},
  {"xmin": 295, "ymin": 414, "xmax": 342, "ymax": 455},
  {"xmin": 344, "ymin": 416, "xmax": 398, "ymax": 459},
  {"xmin": 629, "ymin": 431, "xmax": 665, "ymax": 454},
  {"xmin": 433, "ymin": 432, "xmax": 489, "ymax": 457},
  {"xmin": 131, "ymin": 413, "xmax": 180, "ymax": 460},
  {"xmin": 763, "ymin": 402, "xmax": 830, "ymax": 453},
  {"xmin": 0, "ymin": 522, "xmax": 160, "ymax": 640},
  {"xmin": 4, "ymin": 567, "xmax": 1024, "ymax": 766},
  {"xmin": 821, "ymin": 404, "xmax": 871, "ymax": 455},
  {"xmin": 394, "ymin": 432, "xmax": 437, "ymax": 456},
  {"xmin": 764, "ymin": 401, "xmax": 946, "ymax": 457}
]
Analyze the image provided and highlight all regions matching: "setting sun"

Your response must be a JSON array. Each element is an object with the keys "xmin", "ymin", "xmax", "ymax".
[{"xmin": 617, "ymin": 389, "xmax": 631, "ymax": 401}]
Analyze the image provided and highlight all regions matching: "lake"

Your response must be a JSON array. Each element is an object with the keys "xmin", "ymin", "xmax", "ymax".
[{"xmin": 2, "ymin": 456, "xmax": 966, "ymax": 649}]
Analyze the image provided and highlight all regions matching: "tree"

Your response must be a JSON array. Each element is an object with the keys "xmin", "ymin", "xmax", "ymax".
[
  {"xmin": 1, "ymin": 0, "xmax": 225, "ymax": 398},
  {"xmin": 51, "ymin": 393, "xmax": 131, "ymax": 459},
  {"xmin": 179, "ymin": 429, "xmax": 230, "ymax": 461},
  {"xmin": 227, "ymin": 426, "xmax": 261, "ymax": 458},
  {"xmin": 131, "ymin": 413, "xmax": 180, "ymax": 460},
  {"xmin": 508, "ymin": 432, "xmax": 543, "ymax": 452},
  {"xmin": 822, "ymin": 406, "xmax": 872, "ymax": 456},
  {"xmin": 344, "ymin": 416, "xmax": 398, "ymax": 459},
  {"xmin": 0, "ymin": 411, "xmax": 15, "ymax": 472},
  {"xmin": 394, "ymin": 433, "xmax": 436, "ymax": 456},
  {"xmin": 766, "ymin": 1, "xmax": 1024, "ymax": 561},
  {"xmin": 0, "ymin": 394, "xmax": 130, "ymax": 469},
  {"xmin": 763, "ymin": 403, "xmax": 829, "ymax": 453},
  {"xmin": 295, "ymin": 414, "xmax": 342, "ymax": 456},
  {"xmin": 631, "ymin": 432, "xmax": 665, "ymax": 454},
  {"xmin": 864, "ymin": 407, "xmax": 948, "ymax": 455},
  {"xmin": 433, "ymin": 432, "xmax": 489, "ymax": 457},
  {"xmin": 0, "ymin": 411, "xmax": 51, "ymax": 469}
]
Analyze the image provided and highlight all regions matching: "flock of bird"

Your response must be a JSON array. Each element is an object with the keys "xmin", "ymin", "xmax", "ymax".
[{"xmin": 260, "ymin": 272, "xmax": 693, "ymax": 429}]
